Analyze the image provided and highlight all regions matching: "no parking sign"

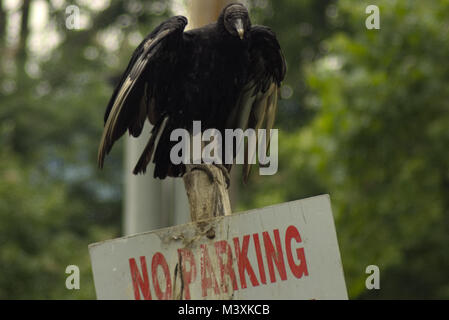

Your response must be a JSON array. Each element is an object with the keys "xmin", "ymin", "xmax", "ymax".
[{"xmin": 89, "ymin": 194, "xmax": 347, "ymax": 300}]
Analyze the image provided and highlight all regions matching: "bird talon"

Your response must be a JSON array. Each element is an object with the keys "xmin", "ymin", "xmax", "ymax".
[
  {"xmin": 214, "ymin": 164, "xmax": 231, "ymax": 189},
  {"xmin": 189, "ymin": 164, "xmax": 230, "ymax": 189},
  {"xmin": 189, "ymin": 165, "xmax": 215, "ymax": 183}
]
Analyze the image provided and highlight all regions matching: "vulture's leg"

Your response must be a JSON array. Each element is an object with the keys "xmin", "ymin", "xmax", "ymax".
[
  {"xmin": 189, "ymin": 164, "xmax": 230, "ymax": 189},
  {"xmin": 189, "ymin": 164, "xmax": 215, "ymax": 182},
  {"xmin": 213, "ymin": 164, "xmax": 231, "ymax": 189},
  {"xmin": 183, "ymin": 163, "xmax": 232, "ymax": 221}
]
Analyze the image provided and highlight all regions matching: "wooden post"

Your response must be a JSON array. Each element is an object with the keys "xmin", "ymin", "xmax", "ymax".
[
  {"xmin": 187, "ymin": 0, "xmax": 233, "ymax": 30},
  {"xmin": 183, "ymin": 164, "xmax": 231, "ymax": 221},
  {"xmin": 184, "ymin": 0, "xmax": 234, "ymax": 220}
]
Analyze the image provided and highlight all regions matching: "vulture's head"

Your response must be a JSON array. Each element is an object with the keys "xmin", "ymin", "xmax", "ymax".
[{"xmin": 221, "ymin": 3, "xmax": 251, "ymax": 40}]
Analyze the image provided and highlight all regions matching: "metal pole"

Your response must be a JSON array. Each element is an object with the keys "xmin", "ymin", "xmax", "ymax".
[{"xmin": 124, "ymin": 124, "xmax": 164, "ymax": 235}]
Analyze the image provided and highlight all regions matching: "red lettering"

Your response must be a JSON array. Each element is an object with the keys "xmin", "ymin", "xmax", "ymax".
[
  {"xmin": 233, "ymin": 235, "xmax": 259, "ymax": 289},
  {"xmin": 253, "ymin": 233, "xmax": 267, "ymax": 284},
  {"xmin": 177, "ymin": 248, "xmax": 197, "ymax": 300},
  {"xmin": 129, "ymin": 256, "xmax": 152, "ymax": 300},
  {"xmin": 151, "ymin": 252, "xmax": 172, "ymax": 300},
  {"xmin": 285, "ymin": 225, "xmax": 309, "ymax": 279},
  {"xmin": 200, "ymin": 244, "xmax": 220, "ymax": 297},
  {"xmin": 263, "ymin": 229, "xmax": 287, "ymax": 283},
  {"xmin": 214, "ymin": 240, "xmax": 238, "ymax": 293}
]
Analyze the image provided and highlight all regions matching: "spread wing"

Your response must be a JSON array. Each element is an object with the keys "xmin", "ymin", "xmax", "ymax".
[
  {"xmin": 228, "ymin": 25, "xmax": 286, "ymax": 183},
  {"xmin": 98, "ymin": 16, "xmax": 188, "ymax": 169}
]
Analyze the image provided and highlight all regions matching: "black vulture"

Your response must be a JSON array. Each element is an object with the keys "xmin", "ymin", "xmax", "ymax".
[{"xmin": 98, "ymin": 3, "xmax": 286, "ymax": 184}]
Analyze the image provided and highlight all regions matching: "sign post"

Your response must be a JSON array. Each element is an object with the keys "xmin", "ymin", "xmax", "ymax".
[{"xmin": 89, "ymin": 195, "xmax": 348, "ymax": 300}]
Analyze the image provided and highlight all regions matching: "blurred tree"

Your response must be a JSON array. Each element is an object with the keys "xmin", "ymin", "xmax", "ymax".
[
  {"xmin": 237, "ymin": 0, "xmax": 341, "ymax": 209},
  {"xmin": 1, "ymin": 0, "xmax": 341, "ymax": 299},
  {"xmin": 244, "ymin": 0, "xmax": 449, "ymax": 299},
  {"xmin": 0, "ymin": 0, "xmax": 171, "ymax": 299},
  {"xmin": 2, "ymin": 0, "xmax": 448, "ymax": 300},
  {"xmin": 249, "ymin": 0, "xmax": 340, "ymax": 131}
]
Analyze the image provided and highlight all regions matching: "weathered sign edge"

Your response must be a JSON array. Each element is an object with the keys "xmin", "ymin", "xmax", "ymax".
[{"xmin": 88, "ymin": 193, "xmax": 332, "ymax": 251}]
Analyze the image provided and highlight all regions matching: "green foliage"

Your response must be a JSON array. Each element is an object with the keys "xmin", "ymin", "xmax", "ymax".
[
  {"xmin": 0, "ymin": 0, "xmax": 171, "ymax": 299},
  {"xmin": 244, "ymin": 0, "xmax": 449, "ymax": 298},
  {"xmin": 250, "ymin": 0, "xmax": 341, "ymax": 130},
  {"xmin": 1, "ymin": 0, "xmax": 448, "ymax": 299}
]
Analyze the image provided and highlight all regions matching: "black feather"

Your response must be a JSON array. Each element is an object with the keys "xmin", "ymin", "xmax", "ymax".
[{"xmin": 98, "ymin": 4, "xmax": 286, "ymax": 182}]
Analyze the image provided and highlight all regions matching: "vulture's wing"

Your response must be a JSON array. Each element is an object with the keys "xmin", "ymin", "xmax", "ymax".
[
  {"xmin": 229, "ymin": 25, "xmax": 286, "ymax": 183},
  {"xmin": 98, "ymin": 16, "xmax": 187, "ymax": 169}
]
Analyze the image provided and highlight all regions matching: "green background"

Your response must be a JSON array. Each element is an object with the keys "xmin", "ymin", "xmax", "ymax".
[{"xmin": 0, "ymin": 0, "xmax": 448, "ymax": 299}]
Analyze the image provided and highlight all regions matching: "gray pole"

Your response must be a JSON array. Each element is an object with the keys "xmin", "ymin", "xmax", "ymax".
[
  {"xmin": 123, "ymin": 122, "xmax": 190, "ymax": 236},
  {"xmin": 124, "ymin": 123, "xmax": 163, "ymax": 235}
]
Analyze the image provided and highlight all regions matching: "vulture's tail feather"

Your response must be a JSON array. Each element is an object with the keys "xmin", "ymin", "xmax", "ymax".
[{"xmin": 133, "ymin": 115, "xmax": 169, "ymax": 175}]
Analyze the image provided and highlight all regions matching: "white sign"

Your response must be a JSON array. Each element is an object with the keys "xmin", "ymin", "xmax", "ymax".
[{"xmin": 89, "ymin": 194, "xmax": 348, "ymax": 300}]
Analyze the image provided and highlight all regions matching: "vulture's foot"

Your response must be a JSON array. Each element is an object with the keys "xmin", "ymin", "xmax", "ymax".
[
  {"xmin": 213, "ymin": 164, "xmax": 231, "ymax": 189},
  {"xmin": 189, "ymin": 165, "xmax": 215, "ymax": 183},
  {"xmin": 189, "ymin": 164, "xmax": 230, "ymax": 189}
]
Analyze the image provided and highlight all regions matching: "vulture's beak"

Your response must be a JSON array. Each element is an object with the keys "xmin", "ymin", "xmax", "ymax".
[{"xmin": 235, "ymin": 19, "xmax": 244, "ymax": 40}]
